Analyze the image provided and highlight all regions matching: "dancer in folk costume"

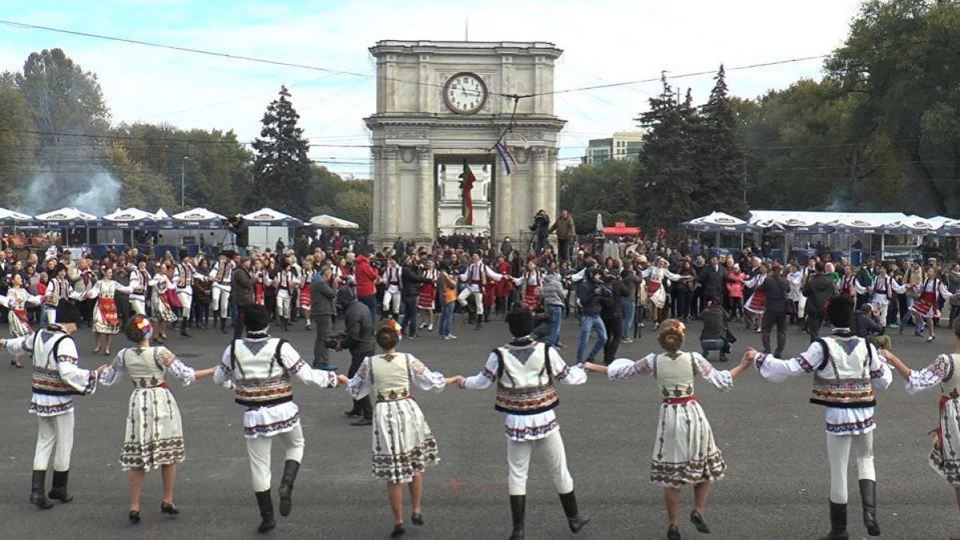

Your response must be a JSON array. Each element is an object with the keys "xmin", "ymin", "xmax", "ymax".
[
  {"xmin": 173, "ymin": 252, "xmax": 201, "ymax": 337},
  {"xmin": 743, "ymin": 264, "xmax": 768, "ymax": 332},
  {"xmin": 748, "ymin": 296, "xmax": 892, "ymax": 539},
  {"xmin": 346, "ymin": 323, "xmax": 461, "ymax": 538},
  {"xmin": 212, "ymin": 306, "xmax": 347, "ymax": 533},
  {"xmin": 585, "ymin": 320, "xmax": 753, "ymax": 540},
  {"xmin": 3, "ymin": 273, "xmax": 44, "ymax": 368},
  {"xmin": 642, "ymin": 258, "xmax": 691, "ymax": 328},
  {"xmin": 208, "ymin": 251, "xmax": 235, "ymax": 333},
  {"xmin": 381, "ymin": 257, "xmax": 403, "ymax": 321},
  {"xmin": 839, "ymin": 267, "xmax": 863, "ymax": 306},
  {"xmin": 417, "ymin": 259, "xmax": 439, "ymax": 332},
  {"xmin": 43, "ymin": 263, "xmax": 78, "ymax": 325},
  {"xmin": 494, "ymin": 255, "xmax": 514, "ymax": 316},
  {"xmin": 881, "ymin": 325, "xmax": 960, "ymax": 540},
  {"xmin": 86, "ymin": 267, "xmax": 134, "ymax": 356},
  {"xmin": 299, "ymin": 260, "xmax": 314, "ymax": 330},
  {"xmin": 869, "ymin": 265, "xmax": 894, "ymax": 329},
  {"xmin": 456, "ymin": 308, "xmax": 590, "ymax": 540},
  {"xmin": 269, "ymin": 259, "xmax": 299, "ymax": 331},
  {"xmin": 151, "ymin": 263, "xmax": 177, "ymax": 343},
  {"xmin": 458, "ymin": 251, "xmax": 504, "ymax": 330},
  {"xmin": 96, "ymin": 316, "xmax": 216, "ymax": 524},
  {"xmin": 787, "ymin": 264, "xmax": 806, "ymax": 325},
  {"xmin": 911, "ymin": 265, "xmax": 954, "ymax": 343},
  {"xmin": 513, "ymin": 259, "xmax": 543, "ymax": 311},
  {"xmin": 253, "ymin": 259, "xmax": 266, "ymax": 306},
  {"xmin": 0, "ymin": 302, "xmax": 99, "ymax": 509},
  {"xmin": 128, "ymin": 260, "xmax": 152, "ymax": 316}
]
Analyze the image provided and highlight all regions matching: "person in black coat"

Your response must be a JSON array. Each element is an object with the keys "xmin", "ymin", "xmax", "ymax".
[
  {"xmin": 698, "ymin": 256, "xmax": 726, "ymax": 306},
  {"xmin": 758, "ymin": 266, "xmax": 791, "ymax": 357},
  {"xmin": 803, "ymin": 263, "xmax": 836, "ymax": 342},
  {"xmin": 310, "ymin": 266, "xmax": 338, "ymax": 370},
  {"xmin": 400, "ymin": 254, "xmax": 430, "ymax": 339},
  {"xmin": 336, "ymin": 286, "xmax": 375, "ymax": 425}
]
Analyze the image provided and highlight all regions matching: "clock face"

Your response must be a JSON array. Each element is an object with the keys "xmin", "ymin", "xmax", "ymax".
[{"xmin": 443, "ymin": 72, "xmax": 487, "ymax": 115}]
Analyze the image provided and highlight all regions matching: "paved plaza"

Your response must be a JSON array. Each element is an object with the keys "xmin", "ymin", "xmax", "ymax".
[{"xmin": 0, "ymin": 316, "xmax": 957, "ymax": 539}]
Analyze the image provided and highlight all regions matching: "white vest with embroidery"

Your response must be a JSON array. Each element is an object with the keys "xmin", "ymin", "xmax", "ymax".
[
  {"xmin": 654, "ymin": 352, "xmax": 697, "ymax": 398},
  {"xmin": 942, "ymin": 354, "xmax": 960, "ymax": 401},
  {"xmin": 494, "ymin": 342, "xmax": 558, "ymax": 415},
  {"xmin": 811, "ymin": 336, "xmax": 875, "ymax": 408},
  {"xmin": 371, "ymin": 353, "xmax": 412, "ymax": 402},
  {"xmin": 229, "ymin": 338, "xmax": 293, "ymax": 408}
]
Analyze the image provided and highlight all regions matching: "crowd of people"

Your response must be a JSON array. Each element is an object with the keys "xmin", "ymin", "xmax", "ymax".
[{"xmin": 7, "ymin": 210, "xmax": 960, "ymax": 538}]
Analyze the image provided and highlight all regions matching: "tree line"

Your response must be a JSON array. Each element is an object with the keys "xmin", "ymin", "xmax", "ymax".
[
  {"xmin": 561, "ymin": 0, "xmax": 960, "ymax": 231},
  {"xmin": 0, "ymin": 49, "xmax": 371, "ymax": 230}
]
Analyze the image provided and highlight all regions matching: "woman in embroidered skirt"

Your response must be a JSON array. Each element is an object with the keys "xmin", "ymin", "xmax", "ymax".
[
  {"xmin": 417, "ymin": 259, "xmax": 438, "ymax": 332},
  {"xmin": 151, "ymin": 263, "xmax": 177, "ymax": 342},
  {"xmin": 881, "ymin": 325, "xmax": 960, "ymax": 539},
  {"xmin": 97, "ymin": 315, "xmax": 215, "ymax": 524},
  {"xmin": 3, "ymin": 274, "xmax": 43, "ymax": 367},
  {"xmin": 346, "ymin": 323, "xmax": 462, "ymax": 538},
  {"xmin": 743, "ymin": 264, "xmax": 768, "ymax": 333},
  {"xmin": 911, "ymin": 265, "xmax": 953, "ymax": 343},
  {"xmin": 513, "ymin": 259, "xmax": 543, "ymax": 311},
  {"xmin": 585, "ymin": 320, "xmax": 752, "ymax": 540},
  {"xmin": 87, "ymin": 267, "xmax": 134, "ymax": 356},
  {"xmin": 299, "ymin": 259, "xmax": 314, "ymax": 330}
]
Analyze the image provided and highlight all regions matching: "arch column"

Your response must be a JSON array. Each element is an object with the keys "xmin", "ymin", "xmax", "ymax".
[
  {"xmin": 532, "ymin": 147, "xmax": 547, "ymax": 215},
  {"xmin": 417, "ymin": 146, "xmax": 434, "ymax": 241},
  {"xmin": 383, "ymin": 146, "xmax": 399, "ymax": 236}
]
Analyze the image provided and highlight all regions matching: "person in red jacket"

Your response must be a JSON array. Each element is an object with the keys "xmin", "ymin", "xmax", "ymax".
[{"xmin": 353, "ymin": 255, "xmax": 380, "ymax": 317}]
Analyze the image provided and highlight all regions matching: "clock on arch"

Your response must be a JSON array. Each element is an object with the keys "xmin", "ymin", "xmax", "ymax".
[{"xmin": 443, "ymin": 72, "xmax": 488, "ymax": 115}]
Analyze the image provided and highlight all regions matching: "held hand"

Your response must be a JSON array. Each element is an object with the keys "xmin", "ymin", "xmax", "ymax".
[
  {"xmin": 743, "ymin": 348, "xmax": 758, "ymax": 363},
  {"xmin": 0, "ymin": 338, "xmax": 6, "ymax": 349},
  {"xmin": 582, "ymin": 361, "xmax": 607, "ymax": 373},
  {"xmin": 445, "ymin": 375, "xmax": 465, "ymax": 386},
  {"xmin": 336, "ymin": 374, "xmax": 349, "ymax": 386}
]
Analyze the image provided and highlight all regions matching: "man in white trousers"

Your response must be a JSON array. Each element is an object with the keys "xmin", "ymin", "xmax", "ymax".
[
  {"xmin": 381, "ymin": 257, "xmax": 402, "ymax": 321},
  {"xmin": 209, "ymin": 251, "xmax": 235, "ymax": 334},
  {"xmin": 1, "ymin": 301, "xmax": 99, "ymax": 509},
  {"xmin": 213, "ymin": 305, "xmax": 347, "ymax": 533},
  {"xmin": 128, "ymin": 260, "xmax": 151, "ymax": 316},
  {"xmin": 458, "ymin": 307, "xmax": 590, "ymax": 540},
  {"xmin": 458, "ymin": 251, "xmax": 502, "ymax": 330},
  {"xmin": 174, "ymin": 251, "xmax": 198, "ymax": 337},
  {"xmin": 748, "ymin": 295, "xmax": 892, "ymax": 539}
]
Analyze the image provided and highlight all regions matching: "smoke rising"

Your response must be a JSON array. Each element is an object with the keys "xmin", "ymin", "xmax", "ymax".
[{"xmin": 20, "ymin": 166, "xmax": 120, "ymax": 217}]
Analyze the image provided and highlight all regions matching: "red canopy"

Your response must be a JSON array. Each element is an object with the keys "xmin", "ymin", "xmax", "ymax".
[{"xmin": 603, "ymin": 222, "xmax": 640, "ymax": 236}]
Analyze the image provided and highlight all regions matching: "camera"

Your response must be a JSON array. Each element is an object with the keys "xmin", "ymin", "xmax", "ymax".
[{"xmin": 325, "ymin": 332, "xmax": 347, "ymax": 349}]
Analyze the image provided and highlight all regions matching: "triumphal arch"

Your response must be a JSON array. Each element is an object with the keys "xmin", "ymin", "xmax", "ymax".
[{"xmin": 365, "ymin": 40, "xmax": 566, "ymax": 244}]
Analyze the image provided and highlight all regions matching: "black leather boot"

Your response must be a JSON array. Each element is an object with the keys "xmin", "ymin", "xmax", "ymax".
[
  {"xmin": 509, "ymin": 495, "xmax": 525, "ymax": 540},
  {"xmin": 278, "ymin": 460, "xmax": 300, "ymax": 517},
  {"xmin": 859, "ymin": 480, "xmax": 880, "ymax": 536},
  {"xmin": 559, "ymin": 490, "xmax": 590, "ymax": 533},
  {"xmin": 180, "ymin": 319, "xmax": 190, "ymax": 337},
  {"xmin": 30, "ymin": 470, "xmax": 53, "ymax": 510},
  {"xmin": 255, "ymin": 490, "xmax": 276, "ymax": 533},
  {"xmin": 220, "ymin": 318, "xmax": 227, "ymax": 334},
  {"xmin": 820, "ymin": 502, "xmax": 849, "ymax": 540},
  {"xmin": 48, "ymin": 470, "xmax": 73, "ymax": 503}
]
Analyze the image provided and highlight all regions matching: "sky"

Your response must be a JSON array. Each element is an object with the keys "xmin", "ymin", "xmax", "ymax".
[{"xmin": 0, "ymin": 0, "xmax": 864, "ymax": 178}]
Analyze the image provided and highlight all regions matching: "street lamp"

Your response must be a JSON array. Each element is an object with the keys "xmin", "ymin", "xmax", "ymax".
[{"xmin": 180, "ymin": 156, "xmax": 189, "ymax": 208}]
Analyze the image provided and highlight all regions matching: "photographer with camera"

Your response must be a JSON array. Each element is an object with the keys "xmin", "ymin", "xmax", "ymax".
[
  {"xmin": 335, "ymin": 286, "xmax": 374, "ymax": 426},
  {"xmin": 225, "ymin": 215, "xmax": 250, "ymax": 256},
  {"xmin": 529, "ymin": 209, "xmax": 551, "ymax": 256}
]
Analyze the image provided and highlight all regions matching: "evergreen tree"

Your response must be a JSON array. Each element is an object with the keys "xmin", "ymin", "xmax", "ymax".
[
  {"xmin": 251, "ymin": 86, "xmax": 313, "ymax": 217},
  {"xmin": 635, "ymin": 75, "xmax": 696, "ymax": 229},
  {"xmin": 694, "ymin": 65, "xmax": 747, "ymax": 215}
]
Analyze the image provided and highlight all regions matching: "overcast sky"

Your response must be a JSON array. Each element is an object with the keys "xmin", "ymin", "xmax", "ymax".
[{"xmin": 0, "ymin": 0, "xmax": 863, "ymax": 177}]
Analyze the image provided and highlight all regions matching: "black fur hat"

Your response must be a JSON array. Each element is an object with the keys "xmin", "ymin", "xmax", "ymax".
[
  {"xmin": 55, "ymin": 301, "xmax": 82, "ymax": 325},
  {"xmin": 243, "ymin": 305, "xmax": 270, "ymax": 332},
  {"xmin": 505, "ymin": 308, "xmax": 535, "ymax": 338},
  {"xmin": 825, "ymin": 295, "xmax": 854, "ymax": 328}
]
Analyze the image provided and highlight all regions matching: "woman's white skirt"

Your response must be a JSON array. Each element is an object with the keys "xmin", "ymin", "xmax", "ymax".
[
  {"xmin": 650, "ymin": 400, "xmax": 727, "ymax": 487},
  {"xmin": 371, "ymin": 398, "xmax": 439, "ymax": 484},
  {"xmin": 120, "ymin": 387, "xmax": 185, "ymax": 472}
]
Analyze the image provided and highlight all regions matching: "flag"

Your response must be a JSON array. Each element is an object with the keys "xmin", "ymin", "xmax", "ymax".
[
  {"xmin": 459, "ymin": 159, "xmax": 476, "ymax": 225},
  {"xmin": 494, "ymin": 142, "xmax": 516, "ymax": 175}
]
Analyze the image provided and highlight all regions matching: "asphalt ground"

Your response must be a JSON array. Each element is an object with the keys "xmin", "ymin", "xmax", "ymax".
[{"xmin": 0, "ymin": 314, "xmax": 958, "ymax": 539}]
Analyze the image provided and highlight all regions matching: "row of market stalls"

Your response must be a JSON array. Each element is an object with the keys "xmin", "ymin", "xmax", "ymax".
[
  {"xmin": 0, "ymin": 206, "xmax": 359, "ymax": 258},
  {"xmin": 681, "ymin": 211, "xmax": 958, "ymax": 264}
]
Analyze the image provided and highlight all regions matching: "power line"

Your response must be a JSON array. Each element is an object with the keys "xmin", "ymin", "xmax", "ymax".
[{"xmin": 536, "ymin": 55, "xmax": 829, "ymax": 97}]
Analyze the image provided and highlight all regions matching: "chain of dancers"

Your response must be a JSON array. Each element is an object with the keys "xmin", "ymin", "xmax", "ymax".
[{"xmin": 7, "ymin": 288, "xmax": 960, "ymax": 539}]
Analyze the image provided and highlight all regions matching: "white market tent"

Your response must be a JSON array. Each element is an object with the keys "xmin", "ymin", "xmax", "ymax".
[
  {"xmin": 102, "ymin": 207, "xmax": 160, "ymax": 228},
  {"xmin": 243, "ymin": 208, "xmax": 303, "ymax": 227},
  {"xmin": 170, "ymin": 207, "xmax": 226, "ymax": 223},
  {"xmin": 0, "ymin": 208, "xmax": 34, "ymax": 225},
  {"xmin": 34, "ymin": 207, "xmax": 99, "ymax": 226},
  {"xmin": 309, "ymin": 214, "xmax": 359, "ymax": 229}
]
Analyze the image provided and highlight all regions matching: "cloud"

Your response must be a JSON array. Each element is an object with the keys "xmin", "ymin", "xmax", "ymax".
[{"xmin": 0, "ymin": 0, "xmax": 862, "ymax": 175}]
